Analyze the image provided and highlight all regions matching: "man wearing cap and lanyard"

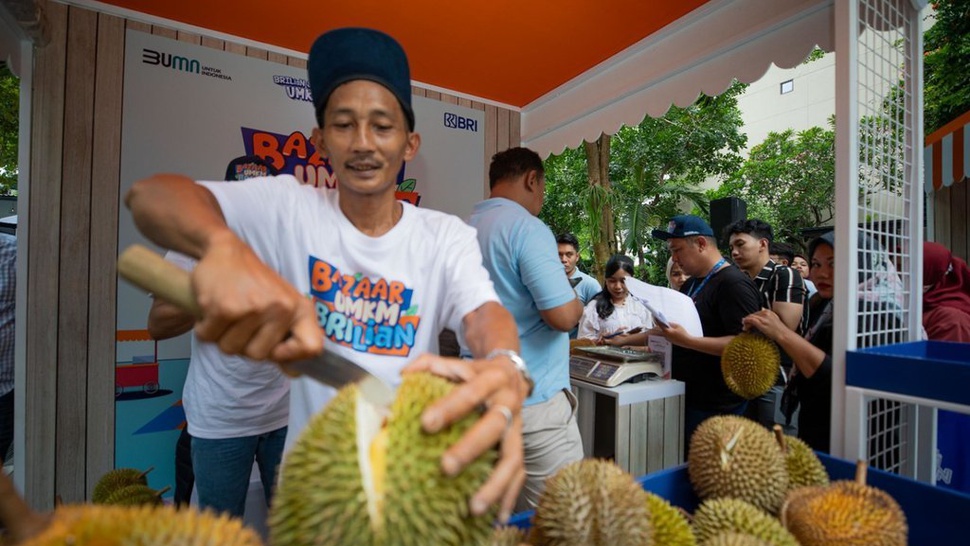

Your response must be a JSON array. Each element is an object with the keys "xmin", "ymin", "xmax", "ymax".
[
  {"xmin": 648, "ymin": 215, "xmax": 761, "ymax": 453},
  {"xmin": 126, "ymin": 27, "xmax": 529, "ymax": 521}
]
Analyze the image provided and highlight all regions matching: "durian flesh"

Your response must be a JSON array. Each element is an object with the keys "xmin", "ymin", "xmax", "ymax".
[{"xmin": 270, "ymin": 372, "xmax": 496, "ymax": 546}]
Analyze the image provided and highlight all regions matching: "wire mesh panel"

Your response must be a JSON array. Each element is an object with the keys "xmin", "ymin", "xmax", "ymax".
[{"xmin": 854, "ymin": 0, "xmax": 922, "ymax": 475}]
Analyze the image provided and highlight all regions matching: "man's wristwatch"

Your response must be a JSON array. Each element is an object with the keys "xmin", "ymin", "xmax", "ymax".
[{"xmin": 486, "ymin": 349, "xmax": 534, "ymax": 397}]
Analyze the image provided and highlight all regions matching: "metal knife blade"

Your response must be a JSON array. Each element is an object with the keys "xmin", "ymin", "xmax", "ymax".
[
  {"xmin": 117, "ymin": 244, "xmax": 397, "ymax": 406},
  {"xmin": 285, "ymin": 352, "xmax": 396, "ymax": 406}
]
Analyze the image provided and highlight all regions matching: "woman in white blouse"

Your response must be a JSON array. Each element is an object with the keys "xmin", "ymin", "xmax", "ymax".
[{"xmin": 578, "ymin": 254, "xmax": 653, "ymax": 346}]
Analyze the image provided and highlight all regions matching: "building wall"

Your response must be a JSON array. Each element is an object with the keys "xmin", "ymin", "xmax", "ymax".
[
  {"xmin": 23, "ymin": 0, "xmax": 519, "ymax": 508},
  {"xmin": 736, "ymin": 53, "xmax": 836, "ymax": 150}
]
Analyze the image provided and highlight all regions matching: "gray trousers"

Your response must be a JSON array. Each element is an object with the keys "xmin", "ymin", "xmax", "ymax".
[{"xmin": 515, "ymin": 389, "xmax": 585, "ymax": 512}]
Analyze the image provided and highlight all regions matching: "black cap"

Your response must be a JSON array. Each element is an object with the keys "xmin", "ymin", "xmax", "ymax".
[
  {"xmin": 308, "ymin": 27, "xmax": 415, "ymax": 131},
  {"xmin": 224, "ymin": 155, "xmax": 279, "ymax": 181}
]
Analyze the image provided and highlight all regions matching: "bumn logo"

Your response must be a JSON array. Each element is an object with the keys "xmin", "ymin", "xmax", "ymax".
[
  {"xmin": 443, "ymin": 112, "xmax": 478, "ymax": 132},
  {"xmin": 142, "ymin": 48, "xmax": 200, "ymax": 74}
]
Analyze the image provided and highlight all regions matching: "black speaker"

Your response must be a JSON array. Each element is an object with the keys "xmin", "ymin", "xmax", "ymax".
[{"xmin": 710, "ymin": 196, "xmax": 747, "ymax": 244}]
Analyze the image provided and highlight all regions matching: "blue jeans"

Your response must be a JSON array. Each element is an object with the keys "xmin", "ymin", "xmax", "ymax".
[
  {"xmin": 191, "ymin": 426, "xmax": 287, "ymax": 517},
  {"xmin": 684, "ymin": 402, "xmax": 747, "ymax": 457}
]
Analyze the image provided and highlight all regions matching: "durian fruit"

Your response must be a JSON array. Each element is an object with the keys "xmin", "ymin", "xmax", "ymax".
[
  {"xmin": 531, "ymin": 458, "xmax": 654, "ymax": 546},
  {"xmin": 0, "ymin": 470, "xmax": 262, "ymax": 546},
  {"xmin": 644, "ymin": 491, "xmax": 696, "ymax": 546},
  {"xmin": 701, "ymin": 532, "xmax": 772, "ymax": 546},
  {"xmin": 91, "ymin": 466, "xmax": 153, "ymax": 503},
  {"xmin": 101, "ymin": 484, "xmax": 170, "ymax": 507},
  {"xmin": 721, "ymin": 333, "xmax": 780, "ymax": 399},
  {"xmin": 773, "ymin": 425, "xmax": 828, "ymax": 489},
  {"xmin": 490, "ymin": 525, "xmax": 529, "ymax": 546},
  {"xmin": 781, "ymin": 461, "xmax": 907, "ymax": 545},
  {"xmin": 19, "ymin": 504, "xmax": 264, "ymax": 546},
  {"xmin": 270, "ymin": 372, "xmax": 497, "ymax": 546},
  {"xmin": 688, "ymin": 415, "xmax": 789, "ymax": 514},
  {"xmin": 692, "ymin": 498, "xmax": 799, "ymax": 546}
]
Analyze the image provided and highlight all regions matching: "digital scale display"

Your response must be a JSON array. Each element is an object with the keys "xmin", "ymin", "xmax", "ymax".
[{"xmin": 569, "ymin": 351, "xmax": 663, "ymax": 388}]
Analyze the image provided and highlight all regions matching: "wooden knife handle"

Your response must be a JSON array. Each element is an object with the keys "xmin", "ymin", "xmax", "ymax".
[{"xmin": 117, "ymin": 244, "xmax": 202, "ymax": 318}]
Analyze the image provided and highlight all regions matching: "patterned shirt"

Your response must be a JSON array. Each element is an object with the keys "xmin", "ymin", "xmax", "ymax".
[
  {"xmin": 754, "ymin": 259, "xmax": 806, "ymax": 334},
  {"xmin": 0, "ymin": 234, "xmax": 15, "ymax": 396}
]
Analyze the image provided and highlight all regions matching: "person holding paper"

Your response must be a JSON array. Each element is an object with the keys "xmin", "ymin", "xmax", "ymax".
[
  {"xmin": 577, "ymin": 254, "xmax": 653, "ymax": 346},
  {"xmin": 649, "ymin": 215, "xmax": 761, "ymax": 452}
]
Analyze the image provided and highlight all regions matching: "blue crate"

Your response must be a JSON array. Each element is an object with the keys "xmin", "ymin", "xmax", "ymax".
[
  {"xmin": 508, "ymin": 454, "xmax": 970, "ymax": 543},
  {"xmin": 846, "ymin": 340, "xmax": 970, "ymax": 407}
]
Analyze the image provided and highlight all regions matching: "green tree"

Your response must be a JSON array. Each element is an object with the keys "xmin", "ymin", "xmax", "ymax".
[
  {"xmin": 541, "ymin": 81, "xmax": 748, "ymax": 284},
  {"xmin": 712, "ymin": 125, "xmax": 836, "ymax": 244},
  {"xmin": 0, "ymin": 64, "xmax": 18, "ymax": 194},
  {"xmin": 923, "ymin": 0, "xmax": 970, "ymax": 134}
]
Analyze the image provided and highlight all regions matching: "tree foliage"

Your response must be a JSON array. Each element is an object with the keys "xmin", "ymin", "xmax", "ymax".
[
  {"xmin": 710, "ymin": 125, "xmax": 836, "ymax": 246},
  {"xmin": 923, "ymin": 0, "xmax": 970, "ymax": 134},
  {"xmin": 0, "ymin": 64, "xmax": 18, "ymax": 194},
  {"xmin": 542, "ymin": 82, "xmax": 747, "ymax": 284}
]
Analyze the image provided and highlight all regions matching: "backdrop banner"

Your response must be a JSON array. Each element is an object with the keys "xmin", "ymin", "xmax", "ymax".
[{"xmin": 115, "ymin": 29, "xmax": 485, "ymax": 504}]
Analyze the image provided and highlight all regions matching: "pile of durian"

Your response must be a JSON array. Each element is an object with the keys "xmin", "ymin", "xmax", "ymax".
[
  {"xmin": 0, "ymin": 377, "xmax": 909, "ymax": 546},
  {"xmin": 512, "ymin": 414, "xmax": 907, "ymax": 546}
]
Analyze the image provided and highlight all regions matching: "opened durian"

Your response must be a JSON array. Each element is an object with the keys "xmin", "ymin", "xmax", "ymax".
[
  {"xmin": 781, "ymin": 461, "xmax": 907, "ymax": 545},
  {"xmin": 531, "ymin": 458, "xmax": 654, "ymax": 546},
  {"xmin": 688, "ymin": 415, "xmax": 789, "ymax": 514},
  {"xmin": 773, "ymin": 425, "xmax": 828, "ymax": 489},
  {"xmin": 91, "ymin": 466, "xmax": 153, "ymax": 504},
  {"xmin": 644, "ymin": 491, "xmax": 696, "ymax": 546},
  {"xmin": 721, "ymin": 333, "xmax": 780, "ymax": 400},
  {"xmin": 270, "ymin": 372, "xmax": 496, "ymax": 546},
  {"xmin": 692, "ymin": 498, "xmax": 799, "ymax": 546}
]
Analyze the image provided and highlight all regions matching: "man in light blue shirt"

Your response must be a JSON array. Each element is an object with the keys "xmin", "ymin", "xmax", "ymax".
[
  {"xmin": 557, "ymin": 232, "xmax": 601, "ymax": 338},
  {"xmin": 469, "ymin": 147, "xmax": 584, "ymax": 511}
]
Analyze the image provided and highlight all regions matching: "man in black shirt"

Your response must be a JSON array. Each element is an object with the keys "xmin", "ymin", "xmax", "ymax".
[
  {"xmin": 726, "ymin": 219, "xmax": 806, "ymax": 433},
  {"xmin": 650, "ymin": 215, "xmax": 762, "ymax": 452}
]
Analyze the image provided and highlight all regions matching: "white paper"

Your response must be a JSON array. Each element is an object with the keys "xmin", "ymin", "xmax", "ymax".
[{"xmin": 624, "ymin": 277, "xmax": 703, "ymax": 337}]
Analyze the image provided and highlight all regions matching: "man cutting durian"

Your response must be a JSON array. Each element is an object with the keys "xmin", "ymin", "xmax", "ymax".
[{"xmin": 125, "ymin": 27, "xmax": 529, "ymax": 523}]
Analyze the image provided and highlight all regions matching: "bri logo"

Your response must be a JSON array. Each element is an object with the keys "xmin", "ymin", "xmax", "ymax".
[{"xmin": 443, "ymin": 112, "xmax": 478, "ymax": 132}]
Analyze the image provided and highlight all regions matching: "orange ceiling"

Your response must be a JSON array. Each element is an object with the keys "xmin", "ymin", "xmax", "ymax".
[{"xmin": 98, "ymin": 0, "xmax": 711, "ymax": 107}]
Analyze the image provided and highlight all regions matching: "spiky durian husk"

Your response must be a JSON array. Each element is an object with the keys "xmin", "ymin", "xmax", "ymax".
[
  {"xmin": 782, "ymin": 435, "xmax": 829, "ymax": 489},
  {"xmin": 721, "ymin": 333, "xmax": 780, "ymax": 400},
  {"xmin": 701, "ymin": 532, "xmax": 772, "ymax": 546},
  {"xmin": 101, "ymin": 484, "xmax": 162, "ymax": 507},
  {"xmin": 489, "ymin": 525, "xmax": 528, "ymax": 546},
  {"xmin": 270, "ymin": 372, "xmax": 496, "ymax": 546},
  {"xmin": 688, "ymin": 416, "xmax": 789, "ymax": 514},
  {"xmin": 91, "ymin": 468, "xmax": 148, "ymax": 504},
  {"xmin": 531, "ymin": 459, "xmax": 653, "ymax": 546},
  {"xmin": 644, "ymin": 491, "xmax": 695, "ymax": 546},
  {"xmin": 781, "ymin": 481, "xmax": 907, "ymax": 545},
  {"xmin": 692, "ymin": 498, "xmax": 799, "ymax": 546},
  {"xmin": 19, "ymin": 504, "xmax": 263, "ymax": 546}
]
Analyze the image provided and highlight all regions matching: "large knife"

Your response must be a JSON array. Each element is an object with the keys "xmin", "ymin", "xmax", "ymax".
[{"xmin": 117, "ymin": 244, "xmax": 396, "ymax": 406}]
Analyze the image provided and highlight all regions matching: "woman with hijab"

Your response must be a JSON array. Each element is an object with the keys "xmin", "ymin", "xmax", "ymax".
[
  {"xmin": 578, "ymin": 254, "xmax": 653, "ymax": 346},
  {"xmin": 923, "ymin": 241, "xmax": 970, "ymax": 493},
  {"xmin": 741, "ymin": 231, "xmax": 902, "ymax": 453},
  {"xmin": 922, "ymin": 241, "xmax": 970, "ymax": 342}
]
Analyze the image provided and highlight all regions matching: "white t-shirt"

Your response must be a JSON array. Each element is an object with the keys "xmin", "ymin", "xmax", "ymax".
[
  {"xmin": 167, "ymin": 252, "xmax": 290, "ymax": 440},
  {"xmin": 202, "ymin": 176, "xmax": 500, "ymax": 449},
  {"xmin": 577, "ymin": 296, "xmax": 653, "ymax": 340}
]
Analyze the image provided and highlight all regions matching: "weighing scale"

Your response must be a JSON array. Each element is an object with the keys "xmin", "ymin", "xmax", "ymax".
[{"xmin": 569, "ymin": 346, "xmax": 663, "ymax": 388}]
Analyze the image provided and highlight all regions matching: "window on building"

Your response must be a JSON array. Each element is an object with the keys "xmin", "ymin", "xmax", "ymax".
[{"xmin": 780, "ymin": 79, "xmax": 794, "ymax": 94}]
